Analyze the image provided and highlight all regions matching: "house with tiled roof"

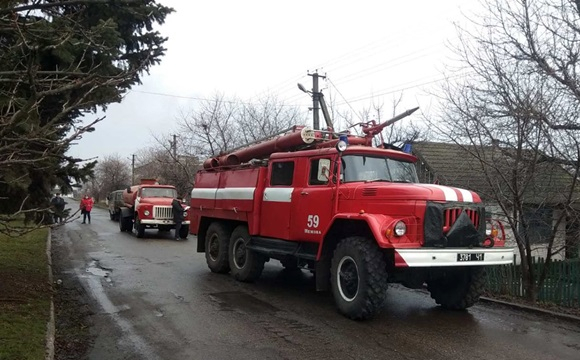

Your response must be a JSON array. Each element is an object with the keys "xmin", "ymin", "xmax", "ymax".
[{"xmin": 412, "ymin": 141, "xmax": 580, "ymax": 261}]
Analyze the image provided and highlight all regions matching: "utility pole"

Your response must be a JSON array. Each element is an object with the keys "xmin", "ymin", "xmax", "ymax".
[
  {"xmin": 308, "ymin": 71, "xmax": 326, "ymax": 130},
  {"xmin": 172, "ymin": 134, "xmax": 177, "ymax": 159},
  {"xmin": 131, "ymin": 154, "xmax": 136, "ymax": 186}
]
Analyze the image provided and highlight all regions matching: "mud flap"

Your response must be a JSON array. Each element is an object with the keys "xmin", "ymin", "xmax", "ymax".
[{"xmin": 315, "ymin": 255, "xmax": 331, "ymax": 291}]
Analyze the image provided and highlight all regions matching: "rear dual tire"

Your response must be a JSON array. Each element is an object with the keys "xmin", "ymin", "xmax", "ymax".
[
  {"xmin": 229, "ymin": 226, "xmax": 265, "ymax": 282},
  {"xmin": 205, "ymin": 223, "xmax": 231, "ymax": 273},
  {"xmin": 119, "ymin": 216, "xmax": 132, "ymax": 232}
]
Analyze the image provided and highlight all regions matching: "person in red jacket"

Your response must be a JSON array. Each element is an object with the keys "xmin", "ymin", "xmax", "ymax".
[{"xmin": 80, "ymin": 194, "xmax": 94, "ymax": 224}]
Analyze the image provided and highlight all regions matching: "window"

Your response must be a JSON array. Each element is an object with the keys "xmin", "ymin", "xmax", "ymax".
[
  {"xmin": 271, "ymin": 161, "xmax": 294, "ymax": 186},
  {"xmin": 140, "ymin": 187, "xmax": 177, "ymax": 198},
  {"xmin": 341, "ymin": 155, "xmax": 418, "ymax": 183},
  {"xmin": 309, "ymin": 158, "xmax": 331, "ymax": 185},
  {"xmin": 519, "ymin": 207, "xmax": 553, "ymax": 244}
]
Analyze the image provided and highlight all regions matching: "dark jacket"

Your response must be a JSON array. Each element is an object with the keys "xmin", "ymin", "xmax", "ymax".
[
  {"xmin": 50, "ymin": 196, "xmax": 65, "ymax": 211},
  {"xmin": 172, "ymin": 199, "xmax": 184, "ymax": 222}
]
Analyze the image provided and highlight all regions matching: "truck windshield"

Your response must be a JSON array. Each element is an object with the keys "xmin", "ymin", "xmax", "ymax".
[
  {"xmin": 341, "ymin": 155, "xmax": 418, "ymax": 183},
  {"xmin": 140, "ymin": 187, "xmax": 177, "ymax": 198}
]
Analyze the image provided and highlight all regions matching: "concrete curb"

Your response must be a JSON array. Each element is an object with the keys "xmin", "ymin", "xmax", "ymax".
[
  {"xmin": 45, "ymin": 228, "xmax": 55, "ymax": 360},
  {"xmin": 480, "ymin": 296, "xmax": 580, "ymax": 323}
]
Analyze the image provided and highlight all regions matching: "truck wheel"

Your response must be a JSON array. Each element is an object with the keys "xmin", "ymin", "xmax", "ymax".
[
  {"xmin": 427, "ymin": 267, "xmax": 485, "ymax": 310},
  {"xmin": 179, "ymin": 225, "xmax": 189, "ymax": 239},
  {"xmin": 229, "ymin": 225, "xmax": 265, "ymax": 282},
  {"xmin": 205, "ymin": 222, "xmax": 231, "ymax": 273},
  {"xmin": 119, "ymin": 216, "xmax": 128, "ymax": 232},
  {"xmin": 135, "ymin": 218, "xmax": 145, "ymax": 238},
  {"xmin": 330, "ymin": 236, "xmax": 388, "ymax": 320},
  {"xmin": 109, "ymin": 212, "xmax": 115, "ymax": 220}
]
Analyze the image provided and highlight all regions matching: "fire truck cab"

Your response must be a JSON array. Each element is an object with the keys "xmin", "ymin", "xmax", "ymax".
[{"xmin": 190, "ymin": 115, "xmax": 513, "ymax": 320}]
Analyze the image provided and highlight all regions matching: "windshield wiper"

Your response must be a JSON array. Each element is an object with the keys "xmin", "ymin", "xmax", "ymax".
[{"xmin": 364, "ymin": 179, "xmax": 392, "ymax": 183}]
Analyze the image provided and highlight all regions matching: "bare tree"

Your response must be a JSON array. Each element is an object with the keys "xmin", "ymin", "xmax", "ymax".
[
  {"xmin": 87, "ymin": 155, "xmax": 131, "ymax": 202},
  {"xmin": 177, "ymin": 93, "xmax": 307, "ymax": 159},
  {"xmin": 134, "ymin": 146, "xmax": 199, "ymax": 198},
  {"xmin": 428, "ymin": 0, "xmax": 580, "ymax": 301}
]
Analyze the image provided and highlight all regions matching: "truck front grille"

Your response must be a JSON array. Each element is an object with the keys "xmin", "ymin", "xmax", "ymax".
[
  {"xmin": 154, "ymin": 206, "xmax": 173, "ymax": 219},
  {"xmin": 443, "ymin": 208, "xmax": 479, "ymax": 233}
]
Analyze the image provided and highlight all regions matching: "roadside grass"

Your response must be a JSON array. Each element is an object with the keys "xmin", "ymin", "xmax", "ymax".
[{"xmin": 0, "ymin": 223, "xmax": 50, "ymax": 360}]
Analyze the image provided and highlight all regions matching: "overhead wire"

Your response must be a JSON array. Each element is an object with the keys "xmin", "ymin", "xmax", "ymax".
[
  {"xmin": 249, "ymin": 28, "xmax": 438, "ymax": 102},
  {"xmin": 330, "ymin": 45, "xmax": 441, "ymax": 87},
  {"xmin": 327, "ymin": 78, "xmax": 364, "ymax": 122},
  {"xmin": 130, "ymin": 89, "xmax": 308, "ymax": 108},
  {"xmin": 336, "ymin": 72, "xmax": 472, "ymax": 106}
]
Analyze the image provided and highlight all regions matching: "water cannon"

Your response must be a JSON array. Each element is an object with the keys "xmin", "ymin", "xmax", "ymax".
[{"xmin": 360, "ymin": 107, "xmax": 419, "ymax": 140}]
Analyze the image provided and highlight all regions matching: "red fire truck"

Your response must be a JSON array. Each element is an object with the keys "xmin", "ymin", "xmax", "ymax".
[
  {"xmin": 119, "ymin": 179, "xmax": 190, "ymax": 239},
  {"xmin": 189, "ymin": 109, "xmax": 513, "ymax": 320}
]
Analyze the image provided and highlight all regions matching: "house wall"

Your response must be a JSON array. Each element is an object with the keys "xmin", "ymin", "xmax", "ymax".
[{"xmin": 485, "ymin": 204, "xmax": 567, "ymax": 264}]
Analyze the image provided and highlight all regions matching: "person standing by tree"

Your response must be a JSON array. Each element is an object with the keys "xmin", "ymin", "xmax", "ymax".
[
  {"xmin": 172, "ymin": 196, "xmax": 186, "ymax": 241},
  {"xmin": 50, "ymin": 193, "xmax": 66, "ymax": 223},
  {"xmin": 80, "ymin": 194, "xmax": 94, "ymax": 224}
]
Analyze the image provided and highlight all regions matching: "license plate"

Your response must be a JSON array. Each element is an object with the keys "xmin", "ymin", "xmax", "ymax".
[{"xmin": 457, "ymin": 253, "xmax": 484, "ymax": 262}]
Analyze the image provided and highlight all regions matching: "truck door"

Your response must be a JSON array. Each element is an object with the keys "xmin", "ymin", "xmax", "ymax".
[
  {"xmin": 260, "ymin": 160, "xmax": 295, "ymax": 239},
  {"xmin": 290, "ymin": 157, "xmax": 334, "ymax": 242}
]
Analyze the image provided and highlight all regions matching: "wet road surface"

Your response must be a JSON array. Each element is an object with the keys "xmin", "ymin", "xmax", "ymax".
[{"xmin": 53, "ymin": 202, "xmax": 580, "ymax": 360}]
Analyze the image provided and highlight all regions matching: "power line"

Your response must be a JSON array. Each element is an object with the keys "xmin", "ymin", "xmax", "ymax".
[
  {"xmin": 327, "ymin": 78, "xmax": 363, "ymax": 122},
  {"xmin": 336, "ymin": 72, "xmax": 471, "ymax": 105},
  {"xmin": 331, "ymin": 46, "xmax": 441, "ymax": 87},
  {"xmin": 251, "ymin": 28, "xmax": 445, "ymax": 104},
  {"xmin": 130, "ymin": 89, "xmax": 306, "ymax": 108}
]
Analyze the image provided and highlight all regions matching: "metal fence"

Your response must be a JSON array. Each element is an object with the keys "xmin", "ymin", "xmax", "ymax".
[{"xmin": 485, "ymin": 257, "xmax": 580, "ymax": 308}]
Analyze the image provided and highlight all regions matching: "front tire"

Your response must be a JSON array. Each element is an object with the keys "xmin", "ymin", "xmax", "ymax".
[
  {"xmin": 427, "ymin": 267, "xmax": 485, "ymax": 310},
  {"xmin": 135, "ymin": 218, "xmax": 145, "ymax": 238},
  {"xmin": 229, "ymin": 225, "xmax": 265, "ymax": 282},
  {"xmin": 330, "ymin": 237, "xmax": 388, "ymax": 320},
  {"xmin": 179, "ymin": 224, "xmax": 189, "ymax": 239},
  {"xmin": 205, "ymin": 222, "xmax": 231, "ymax": 273}
]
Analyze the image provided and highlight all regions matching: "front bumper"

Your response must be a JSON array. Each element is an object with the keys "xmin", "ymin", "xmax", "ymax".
[
  {"xmin": 140, "ymin": 219, "xmax": 191, "ymax": 225},
  {"xmin": 394, "ymin": 248, "xmax": 514, "ymax": 267}
]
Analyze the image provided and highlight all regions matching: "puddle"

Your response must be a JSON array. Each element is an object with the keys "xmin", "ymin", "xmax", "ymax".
[{"xmin": 86, "ymin": 260, "xmax": 111, "ymax": 278}]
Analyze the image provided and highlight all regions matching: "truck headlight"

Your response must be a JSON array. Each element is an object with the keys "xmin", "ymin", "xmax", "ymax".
[
  {"xmin": 144, "ymin": 210, "xmax": 150, "ymax": 216},
  {"xmin": 183, "ymin": 211, "xmax": 188, "ymax": 217},
  {"xmin": 394, "ymin": 221, "xmax": 406, "ymax": 236}
]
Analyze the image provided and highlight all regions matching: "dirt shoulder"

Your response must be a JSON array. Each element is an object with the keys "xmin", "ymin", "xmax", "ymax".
[{"xmin": 51, "ymin": 228, "xmax": 94, "ymax": 360}]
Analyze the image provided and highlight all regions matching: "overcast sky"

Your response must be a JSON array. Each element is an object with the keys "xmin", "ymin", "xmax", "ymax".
[{"xmin": 69, "ymin": 0, "xmax": 480, "ymax": 161}]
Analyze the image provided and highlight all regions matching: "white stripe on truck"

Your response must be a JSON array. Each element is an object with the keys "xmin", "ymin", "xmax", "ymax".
[
  {"xmin": 190, "ymin": 188, "xmax": 217, "ymax": 200},
  {"xmin": 216, "ymin": 187, "xmax": 255, "ymax": 200},
  {"xmin": 263, "ymin": 187, "xmax": 293, "ymax": 203},
  {"xmin": 191, "ymin": 187, "xmax": 255, "ymax": 200}
]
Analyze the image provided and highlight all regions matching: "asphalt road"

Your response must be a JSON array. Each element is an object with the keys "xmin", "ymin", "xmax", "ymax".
[{"xmin": 52, "ymin": 201, "xmax": 580, "ymax": 360}]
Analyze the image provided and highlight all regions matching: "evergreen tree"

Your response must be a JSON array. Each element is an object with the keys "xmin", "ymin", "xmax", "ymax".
[{"xmin": 0, "ymin": 0, "xmax": 173, "ymax": 231}]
